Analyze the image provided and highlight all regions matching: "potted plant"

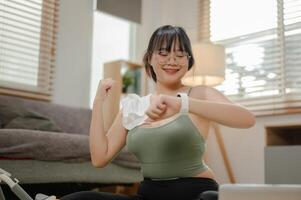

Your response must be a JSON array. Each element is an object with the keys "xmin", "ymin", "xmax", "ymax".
[{"xmin": 122, "ymin": 70, "xmax": 135, "ymax": 93}]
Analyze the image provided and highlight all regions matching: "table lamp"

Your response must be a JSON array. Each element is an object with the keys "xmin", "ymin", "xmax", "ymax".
[{"xmin": 182, "ymin": 42, "xmax": 225, "ymax": 86}]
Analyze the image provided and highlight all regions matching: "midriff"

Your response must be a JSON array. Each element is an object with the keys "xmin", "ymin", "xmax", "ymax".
[{"xmin": 194, "ymin": 168, "xmax": 216, "ymax": 180}]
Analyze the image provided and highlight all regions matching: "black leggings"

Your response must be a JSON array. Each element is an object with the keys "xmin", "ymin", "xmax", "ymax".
[{"xmin": 60, "ymin": 177, "xmax": 218, "ymax": 200}]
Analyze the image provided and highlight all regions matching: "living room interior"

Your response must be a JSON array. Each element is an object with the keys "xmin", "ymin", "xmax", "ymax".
[{"xmin": 1, "ymin": 0, "xmax": 301, "ymax": 199}]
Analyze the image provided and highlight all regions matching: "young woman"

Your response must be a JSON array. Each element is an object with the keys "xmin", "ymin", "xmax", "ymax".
[{"xmin": 61, "ymin": 25, "xmax": 255, "ymax": 200}]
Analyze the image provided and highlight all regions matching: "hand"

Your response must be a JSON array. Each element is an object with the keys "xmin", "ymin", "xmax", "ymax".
[
  {"xmin": 145, "ymin": 94, "xmax": 167, "ymax": 121},
  {"xmin": 145, "ymin": 94, "xmax": 181, "ymax": 122},
  {"xmin": 93, "ymin": 78, "xmax": 115, "ymax": 104}
]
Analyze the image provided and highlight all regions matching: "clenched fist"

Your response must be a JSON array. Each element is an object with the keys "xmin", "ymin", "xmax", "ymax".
[
  {"xmin": 145, "ymin": 94, "xmax": 181, "ymax": 122},
  {"xmin": 93, "ymin": 78, "xmax": 115, "ymax": 104}
]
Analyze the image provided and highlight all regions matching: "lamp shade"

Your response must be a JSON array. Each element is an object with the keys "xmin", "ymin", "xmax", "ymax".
[{"xmin": 182, "ymin": 42, "xmax": 225, "ymax": 86}]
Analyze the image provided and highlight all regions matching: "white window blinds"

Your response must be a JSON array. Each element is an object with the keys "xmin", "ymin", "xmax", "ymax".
[
  {"xmin": 0, "ymin": 0, "xmax": 59, "ymax": 101},
  {"xmin": 205, "ymin": 0, "xmax": 301, "ymax": 115}
]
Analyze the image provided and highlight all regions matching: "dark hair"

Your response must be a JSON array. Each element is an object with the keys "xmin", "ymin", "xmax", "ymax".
[{"xmin": 143, "ymin": 25, "xmax": 195, "ymax": 82}]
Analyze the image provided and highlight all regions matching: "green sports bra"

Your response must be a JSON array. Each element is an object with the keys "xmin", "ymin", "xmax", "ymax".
[{"xmin": 126, "ymin": 113, "xmax": 208, "ymax": 180}]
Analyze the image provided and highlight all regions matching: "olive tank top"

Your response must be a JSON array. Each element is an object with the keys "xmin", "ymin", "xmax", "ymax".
[{"xmin": 126, "ymin": 91, "xmax": 208, "ymax": 180}]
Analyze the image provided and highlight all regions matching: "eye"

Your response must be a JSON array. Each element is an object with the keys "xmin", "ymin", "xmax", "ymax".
[
  {"xmin": 158, "ymin": 51, "xmax": 168, "ymax": 56},
  {"xmin": 175, "ymin": 51, "xmax": 188, "ymax": 57}
]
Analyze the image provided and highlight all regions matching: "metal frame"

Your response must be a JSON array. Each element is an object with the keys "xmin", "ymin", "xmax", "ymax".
[{"xmin": 0, "ymin": 168, "xmax": 53, "ymax": 200}]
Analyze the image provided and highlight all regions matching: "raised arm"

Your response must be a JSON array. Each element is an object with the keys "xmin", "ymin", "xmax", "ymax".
[
  {"xmin": 188, "ymin": 86, "xmax": 256, "ymax": 128},
  {"xmin": 147, "ymin": 86, "xmax": 255, "ymax": 129},
  {"xmin": 89, "ymin": 78, "xmax": 128, "ymax": 167}
]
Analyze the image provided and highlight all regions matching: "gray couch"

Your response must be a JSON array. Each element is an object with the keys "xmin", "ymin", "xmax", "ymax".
[{"xmin": 0, "ymin": 95, "xmax": 142, "ymax": 186}]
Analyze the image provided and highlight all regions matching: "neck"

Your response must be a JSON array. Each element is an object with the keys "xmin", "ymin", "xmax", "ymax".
[{"xmin": 155, "ymin": 81, "xmax": 188, "ymax": 96}]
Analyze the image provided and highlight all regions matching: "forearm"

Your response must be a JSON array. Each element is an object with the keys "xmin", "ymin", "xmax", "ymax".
[
  {"xmin": 89, "ymin": 101, "xmax": 108, "ymax": 166},
  {"xmin": 163, "ymin": 95, "xmax": 255, "ymax": 128},
  {"xmin": 188, "ymin": 98, "xmax": 255, "ymax": 128}
]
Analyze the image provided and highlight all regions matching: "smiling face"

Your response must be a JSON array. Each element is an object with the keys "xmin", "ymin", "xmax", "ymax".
[
  {"xmin": 143, "ymin": 25, "xmax": 195, "ymax": 84},
  {"xmin": 149, "ymin": 39, "xmax": 190, "ymax": 86}
]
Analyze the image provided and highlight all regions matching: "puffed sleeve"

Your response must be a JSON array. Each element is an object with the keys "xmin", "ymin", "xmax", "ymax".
[{"xmin": 120, "ymin": 93, "xmax": 151, "ymax": 130}]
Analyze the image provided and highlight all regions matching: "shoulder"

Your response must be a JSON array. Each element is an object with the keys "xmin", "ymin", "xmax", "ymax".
[{"xmin": 189, "ymin": 85, "xmax": 233, "ymax": 103}]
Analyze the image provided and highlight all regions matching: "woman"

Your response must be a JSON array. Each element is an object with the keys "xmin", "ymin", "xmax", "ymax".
[{"xmin": 61, "ymin": 25, "xmax": 255, "ymax": 200}]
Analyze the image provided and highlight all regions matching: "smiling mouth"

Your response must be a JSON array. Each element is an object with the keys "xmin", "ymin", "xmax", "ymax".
[{"xmin": 162, "ymin": 69, "xmax": 180, "ymax": 74}]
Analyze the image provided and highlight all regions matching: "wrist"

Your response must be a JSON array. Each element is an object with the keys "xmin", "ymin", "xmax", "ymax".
[
  {"xmin": 161, "ymin": 94, "xmax": 181, "ymax": 112},
  {"xmin": 159, "ymin": 94, "xmax": 174, "ymax": 103}
]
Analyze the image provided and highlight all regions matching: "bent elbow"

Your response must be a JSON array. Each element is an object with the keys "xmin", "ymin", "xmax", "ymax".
[
  {"xmin": 243, "ymin": 120, "xmax": 255, "ymax": 129},
  {"xmin": 91, "ymin": 156, "xmax": 109, "ymax": 168},
  {"xmin": 241, "ymin": 113, "xmax": 256, "ymax": 128},
  {"xmin": 91, "ymin": 159, "xmax": 108, "ymax": 168},
  {"xmin": 248, "ymin": 112, "xmax": 256, "ymax": 127}
]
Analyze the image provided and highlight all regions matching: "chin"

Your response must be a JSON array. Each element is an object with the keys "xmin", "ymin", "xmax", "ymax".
[{"xmin": 161, "ymin": 78, "xmax": 183, "ymax": 86}]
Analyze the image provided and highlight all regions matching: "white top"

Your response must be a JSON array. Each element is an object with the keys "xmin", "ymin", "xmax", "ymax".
[
  {"xmin": 121, "ymin": 93, "xmax": 151, "ymax": 130},
  {"xmin": 121, "ymin": 93, "xmax": 188, "ymax": 130}
]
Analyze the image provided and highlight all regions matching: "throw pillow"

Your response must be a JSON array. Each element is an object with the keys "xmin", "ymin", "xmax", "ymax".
[
  {"xmin": 0, "ymin": 98, "xmax": 27, "ymax": 127},
  {"xmin": 4, "ymin": 110, "xmax": 62, "ymax": 132}
]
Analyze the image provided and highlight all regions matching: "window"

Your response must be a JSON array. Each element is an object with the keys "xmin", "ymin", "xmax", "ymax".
[
  {"xmin": 0, "ymin": 0, "xmax": 59, "ymax": 101},
  {"xmin": 90, "ymin": 11, "xmax": 134, "ymax": 107},
  {"xmin": 205, "ymin": 0, "xmax": 301, "ymax": 115}
]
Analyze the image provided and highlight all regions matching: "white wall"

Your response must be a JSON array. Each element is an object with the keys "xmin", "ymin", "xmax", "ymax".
[
  {"xmin": 53, "ymin": 0, "xmax": 94, "ymax": 108},
  {"xmin": 90, "ymin": 12, "xmax": 131, "ymax": 107}
]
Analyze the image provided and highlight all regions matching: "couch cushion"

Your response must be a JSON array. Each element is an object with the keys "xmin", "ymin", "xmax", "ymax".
[
  {"xmin": 0, "ymin": 95, "xmax": 62, "ymax": 132},
  {"xmin": 0, "ymin": 96, "xmax": 26, "ymax": 127},
  {"xmin": 22, "ymin": 98, "xmax": 91, "ymax": 134},
  {"xmin": 0, "ymin": 129, "xmax": 90, "ymax": 161},
  {"xmin": 4, "ymin": 110, "xmax": 62, "ymax": 132},
  {"xmin": 0, "ymin": 95, "xmax": 91, "ymax": 134}
]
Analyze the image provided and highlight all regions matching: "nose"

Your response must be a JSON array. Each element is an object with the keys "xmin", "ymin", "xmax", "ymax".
[{"xmin": 166, "ymin": 55, "xmax": 177, "ymax": 65}]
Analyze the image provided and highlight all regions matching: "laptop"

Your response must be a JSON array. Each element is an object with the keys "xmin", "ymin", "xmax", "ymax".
[{"xmin": 219, "ymin": 184, "xmax": 301, "ymax": 200}]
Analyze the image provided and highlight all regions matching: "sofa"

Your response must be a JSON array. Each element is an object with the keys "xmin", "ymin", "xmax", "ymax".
[{"xmin": 0, "ymin": 94, "xmax": 142, "ymax": 197}]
